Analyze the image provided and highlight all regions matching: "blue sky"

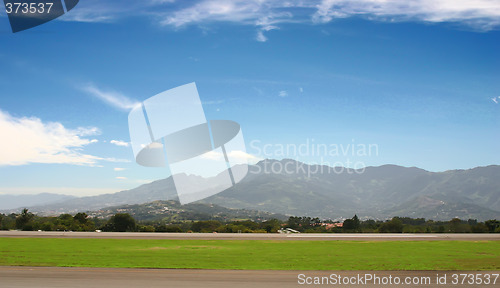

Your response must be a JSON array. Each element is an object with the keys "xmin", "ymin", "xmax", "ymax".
[{"xmin": 0, "ymin": 0, "xmax": 499, "ymax": 196}]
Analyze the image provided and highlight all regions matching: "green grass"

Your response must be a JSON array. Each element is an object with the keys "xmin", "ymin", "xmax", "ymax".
[{"xmin": 0, "ymin": 238, "xmax": 499, "ymax": 270}]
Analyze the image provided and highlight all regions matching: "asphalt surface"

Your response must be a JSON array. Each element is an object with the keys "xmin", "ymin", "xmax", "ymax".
[
  {"xmin": 1, "ymin": 267, "xmax": 499, "ymax": 288},
  {"xmin": 1, "ymin": 231, "xmax": 500, "ymax": 240}
]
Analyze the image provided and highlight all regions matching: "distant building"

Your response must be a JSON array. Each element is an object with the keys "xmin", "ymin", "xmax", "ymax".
[{"xmin": 321, "ymin": 223, "xmax": 343, "ymax": 229}]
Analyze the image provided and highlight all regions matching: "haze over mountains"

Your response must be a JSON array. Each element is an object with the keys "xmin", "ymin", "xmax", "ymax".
[
  {"xmin": 0, "ymin": 193, "xmax": 75, "ymax": 211},
  {"xmin": 2, "ymin": 159, "xmax": 499, "ymax": 221}
]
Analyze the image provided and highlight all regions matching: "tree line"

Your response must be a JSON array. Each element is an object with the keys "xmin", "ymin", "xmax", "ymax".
[{"xmin": 1, "ymin": 209, "xmax": 499, "ymax": 233}]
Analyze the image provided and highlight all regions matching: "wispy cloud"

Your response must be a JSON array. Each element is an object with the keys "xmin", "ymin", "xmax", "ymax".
[
  {"xmin": 0, "ymin": 109, "xmax": 120, "ymax": 167},
  {"xmin": 253, "ymin": 87, "xmax": 264, "ymax": 95},
  {"xmin": 110, "ymin": 140, "xmax": 130, "ymax": 147},
  {"xmin": 0, "ymin": 187, "xmax": 120, "ymax": 197},
  {"xmin": 201, "ymin": 150, "xmax": 259, "ymax": 163},
  {"xmin": 157, "ymin": 0, "xmax": 500, "ymax": 40},
  {"xmin": 161, "ymin": 0, "xmax": 272, "ymax": 27},
  {"xmin": 312, "ymin": 0, "xmax": 500, "ymax": 30},
  {"xmin": 61, "ymin": 9, "xmax": 114, "ymax": 23},
  {"xmin": 116, "ymin": 176, "xmax": 127, "ymax": 180},
  {"xmin": 58, "ymin": 0, "xmax": 500, "ymax": 41},
  {"xmin": 256, "ymin": 30, "xmax": 268, "ymax": 42},
  {"xmin": 279, "ymin": 90, "xmax": 288, "ymax": 97},
  {"xmin": 82, "ymin": 83, "xmax": 140, "ymax": 111},
  {"xmin": 114, "ymin": 167, "xmax": 126, "ymax": 171},
  {"xmin": 158, "ymin": 0, "xmax": 294, "ymax": 41},
  {"xmin": 201, "ymin": 100, "xmax": 225, "ymax": 105},
  {"xmin": 492, "ymin": 96, "xmax": 499, "ymax": 104},
  {"xmin": 60, "ymin": 0, "xmax": 160, "ymax": 23}
]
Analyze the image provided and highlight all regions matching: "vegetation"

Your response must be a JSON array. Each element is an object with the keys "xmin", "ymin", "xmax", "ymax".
[
  {"xmin": 87, "ymin": 200, "xmax": 288, "ymax": 223},
  {"xmin": 0, "ymin": 238, "xmax": 498, "ymax": 270},
  {"xmin": 1, "ymin": 209, "xmax": 499, "ymax": 233}
]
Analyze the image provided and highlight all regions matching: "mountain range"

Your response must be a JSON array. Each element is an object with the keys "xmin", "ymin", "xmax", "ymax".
[
  {"xmin": 205, "ymin": 160, "xmax": 500, "ymax": 221},
  {"xmin": 2, "ymin": 159, "xmax": 499, "ymax": 221}
]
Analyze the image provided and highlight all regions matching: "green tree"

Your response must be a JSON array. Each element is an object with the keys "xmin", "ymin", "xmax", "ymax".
[
  {"xmin": 470, "ymin": 223, "xmax": 488, "ymax": 233},
  {"xmin": 262, "ymin": 219, "xmax": 281, "ymax": 233},
  {"xmin": 352, "ymin": 215, "xmax": 360, "ymax": 230},
  {"xmin": 54, "ymin": 214, "xmax": 75, "ymax": 231},
  {"xmin": 105, "ymin": 213, "xmax": 137, "ymax": 232},
  {"xmin": 155, "ymin": 224, "xmax": 182, "ymax": 232},
  {"xmin": 1, "ymin": 214, "xmax": 16, "ymax": 230},
  {"xmin": 343, "ymin": 215, "xmax": 361, "ymax": 231},
  {"xmin": 485, "ymin": 220, "xmax": 500, "ymax": 233},
  {"xmin": 287, "ymin": 216, "xmax": 318, "ymax": 232},
  {"xmin": 190, "ymin": 220, "xmax": 222, "ymax": 232},
  {"xmin": 73, "ymin": 213, "xmax": 88, "ymax": 224},
  {"xmin": 138, "ymin": 225, "xmax": 156, "ymax": 232},
  {"xmin": 361, "ymin": 219, "xmax": 377, "ymax": 230},
  {"xmin": 378, "ymin": 217, "xmax": 403, "ymax": 233},
  {"xmin": 449, "ymin": 218, "xmax": 470, "ymax": 233},
  {"xmin": 40, "ymin": 222, "xmax": 54, "ymax": 231},
  {"xmin": 15, "ymin": 208, "xmax": 34, "ymax": 230},
  {"xmin": 343, "ymin": 219, "xmax": 355, "ymax": 230}
]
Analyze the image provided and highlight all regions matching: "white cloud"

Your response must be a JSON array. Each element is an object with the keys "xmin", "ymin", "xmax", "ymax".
[
  {"xmin": 227, "ymin": 150, "xmax": 259, "ymax": 162},
  {"xmin": 313, "ymin": 0, "xmax": 500, "ymax": 30},
  {"xmin": 279, "ymin": 90, "xmax": 288, "ymax": 97},
  {"xmin": 200, "ymin": 150, "xmax": 259, "ymax": 163},
  {"xmin": 62, "ymin": 9, "xmax": 114, "ymax": 23},
  {"xmin": 299, "ymin": 87, "xmax": 304, "ymax": 93},
  {"xmin": 253, "ymin": 87, "xmax": 264, "ymax": 95},
  {"xmin": 200, "ymin": 150, "xmax": 224, "ymax": 161},
  {"xmin": 161, "ymin": 0, "xmax": 270, "ymax": 27},
  {"xmin": 114, "ymin": 167, "xmax": 126, "ymax": 171},
  {"xmin": 157, "ymin": 0, "xmax": 500, "ymax": 39},
  {"xmin": 141, "ymin": 142, "xmax": 164, "ymax": 149},
  {"xmin": 57, "ymin": 0, "xmax": 500, "ymax": 42},
  {"xmin": 492, "ymin": 97, "xmax": 499, "ymax": 104},
  {"xmin": 149, "ymin": 0, "xmax": 176, "ymax": 4},
  {"xmin": 256, "ymin": 30, "xmax": 268, "ymax": 42},
  {"xmin": 60, "ymin": 0, "xmax": 147, "ymax": 23},
  {"xmin": 201, "ymin": 100, "xmax": 225, "ymax": 105},
  {"xmin": 116, "ymin": 176, "xmax": 127, "ymax": 180},
  {"xmin": 110, "ymin": 140, "xmax": 130, "ymax": 147},
  {"xmin": 160, "ymin": 0, "xmax": 294, "ymax": 41},
  {"xmin": 82, "ymin": 83, "xmax": 140, "ymax": 111},
  {"xmin": 0, "ymin": 110, "xmax": 108, "ymax": 166}
]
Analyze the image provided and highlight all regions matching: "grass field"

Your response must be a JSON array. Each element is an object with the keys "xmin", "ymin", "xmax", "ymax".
[{"xmin": 0, "ymin": 238, "xmax": 499, "ymax": 270}]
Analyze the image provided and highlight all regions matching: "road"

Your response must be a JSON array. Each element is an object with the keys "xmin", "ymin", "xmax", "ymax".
[
  {"xmin": 1, "ymin": 267, "xmax": 499, "ymax": 288},
  {"xmin": 1, "ymin": 230, "xmax": 499, "ymax": 241}
]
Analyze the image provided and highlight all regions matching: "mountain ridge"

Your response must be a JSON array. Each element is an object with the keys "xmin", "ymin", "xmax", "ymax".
[{"xmin": 3, "ymin": 160, "xmax": 499, "ymax": 221}]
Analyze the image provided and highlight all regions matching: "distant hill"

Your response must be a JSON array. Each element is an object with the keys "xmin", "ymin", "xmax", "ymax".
[
  {"xmin": 205, "ymin": 160, "xmax": 500, "ymax": 221},
  {"xmin": 88, "ymin": 200, "xmax": 288, "ymax": 222},
  {"xmin": 0, "ymin": 193, "xmax": 75, "ymax": 211},
  {"xmin": 13, "ymin": 159, "xmax": 500, "ymax": 221},
  {"xmin": 2, "ymin": 178, "xmax": 179, "ymax": 215}
]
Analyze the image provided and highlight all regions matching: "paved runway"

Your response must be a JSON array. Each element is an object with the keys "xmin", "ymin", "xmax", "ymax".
[
  {"xmin": 1, "ymin": 230, "xmax": 499, "ymax": 241},
  {"xmin": 1, "ymin": 267, "xmax": 499, "ymax": 288}
]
